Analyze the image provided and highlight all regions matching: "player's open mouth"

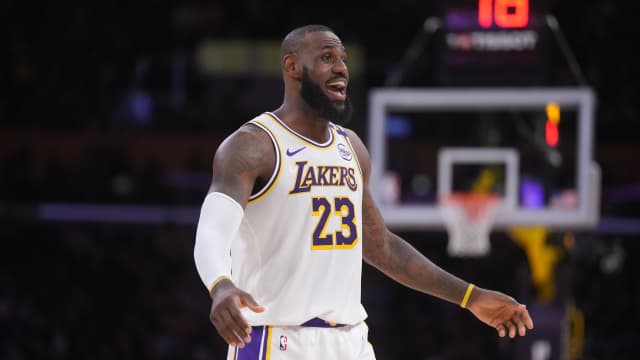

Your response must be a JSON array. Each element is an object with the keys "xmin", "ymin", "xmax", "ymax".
[{"xmin": 326, "ymin": 79, "xmax": 347, "ymax": 101}]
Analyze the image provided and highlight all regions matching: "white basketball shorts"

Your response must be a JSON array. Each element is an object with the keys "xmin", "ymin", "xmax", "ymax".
[{"xmin": 226, "ymin": 321, "xmax": 376, "ymax": 360}]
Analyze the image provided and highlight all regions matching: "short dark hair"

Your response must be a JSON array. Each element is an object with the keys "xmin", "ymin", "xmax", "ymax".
[{"xmin": 280, "ymin": 24, "xmax": 335, "ymax": 60}]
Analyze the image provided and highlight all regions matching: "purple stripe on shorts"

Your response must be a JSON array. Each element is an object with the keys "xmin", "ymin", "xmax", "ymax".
[
  {"xmin": 301, "ymin": 317, "xmax": 347, "ymax": 328},
  {"xmin": 236, "ymin": 326, "xmax": 266, "ymax": 360}
]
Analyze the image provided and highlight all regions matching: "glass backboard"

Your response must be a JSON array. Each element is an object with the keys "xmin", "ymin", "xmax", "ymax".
[{"xmin": 367, "ymin": 87, "xmax": 600, "ymax": 230}]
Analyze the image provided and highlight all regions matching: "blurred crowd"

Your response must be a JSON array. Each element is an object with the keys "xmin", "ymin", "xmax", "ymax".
[
  {"xmin": 0, "ymin": 135, "xmax": 212, "ymax": 204},
  {"xmin": 1, "ymin": 223, "xmax": 224, "ymax": 359}
]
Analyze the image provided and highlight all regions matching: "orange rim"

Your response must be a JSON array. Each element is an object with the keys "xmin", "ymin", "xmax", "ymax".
[{"xmin": 439, "ymin": 192, "xmax": 500, "ymax": 220}]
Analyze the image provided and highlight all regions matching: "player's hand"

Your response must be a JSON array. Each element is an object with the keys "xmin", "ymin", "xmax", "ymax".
[
  {"xmin": 209, "ymin": 279, "xmax": 265, "ymax": 348},
  {"xmin": 466, "ymin": 287, "xmax": 534, "ymax": 338}
]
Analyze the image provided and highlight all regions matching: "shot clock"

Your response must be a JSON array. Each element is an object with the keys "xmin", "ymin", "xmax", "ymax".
[{"xmin": 477, "ymin": 0, "xmax": 531, "ymax": 29}]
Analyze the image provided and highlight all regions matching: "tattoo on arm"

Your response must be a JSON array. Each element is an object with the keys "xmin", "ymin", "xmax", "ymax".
[
  {"xmin": 209, "ymin": 124, "xmax": 276, "ymax": 205},
  {"xmin": 362, "ymin": 189, "xmax": 468, "ymax": 305},
  {"xmin": 345, "ymin": 126, "xmax": 468, "ymax": 304}
]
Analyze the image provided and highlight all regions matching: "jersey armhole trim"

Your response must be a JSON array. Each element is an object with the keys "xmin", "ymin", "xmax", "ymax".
[{"xmin": 247, "ymin": 120, "xmax": 282, "ymax": 203}]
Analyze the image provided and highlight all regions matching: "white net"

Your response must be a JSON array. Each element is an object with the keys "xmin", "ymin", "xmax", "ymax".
[{"xmin": 439, "ymin": 193, "xmax": 500, "ymax": 257}]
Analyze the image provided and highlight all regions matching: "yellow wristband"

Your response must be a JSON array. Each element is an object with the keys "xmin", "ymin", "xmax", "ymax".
[
  {"xmin": 208, "ymin": 276, "xmax": 232, "ymax": 295},
  {"xmin": 460, "ymin": 283, "xmax": 475, "ymax": 308}
]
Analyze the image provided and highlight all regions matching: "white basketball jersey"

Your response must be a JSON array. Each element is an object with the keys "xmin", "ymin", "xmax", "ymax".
[{"xmin": 232, "ymin": 112, "xmax": 367, "ymax": 326}]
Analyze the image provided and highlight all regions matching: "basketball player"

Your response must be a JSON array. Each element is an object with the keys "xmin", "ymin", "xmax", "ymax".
[{"xmin": 194, "ymin": 24, "xmax": 534, "ymax": 359}]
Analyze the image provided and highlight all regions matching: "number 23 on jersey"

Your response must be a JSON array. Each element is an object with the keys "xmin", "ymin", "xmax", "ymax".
[{"xmin": 311, "ymin": 196, "xmax": 358, "ymax": 250}]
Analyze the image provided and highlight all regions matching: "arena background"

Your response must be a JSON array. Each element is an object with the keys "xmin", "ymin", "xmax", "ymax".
[{"xmin": 2, "ymin": 1, "xmax": 639, "ymax": 359}]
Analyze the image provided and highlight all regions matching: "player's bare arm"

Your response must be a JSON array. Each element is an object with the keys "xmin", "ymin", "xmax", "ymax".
[
  {"xmin": 346, "ymin": 129, "xmax": 534, "ymax": 338},
  {"xmin": 204, "ymin": 123, "xmax": 273, "ymax": 348},
  {"xmin": 344, "ymin": 129, "xmax": 469, "ymax": 304},
  {"xmin": 209, "ymin": 123, "xmax": 276, "ymax": 205}
]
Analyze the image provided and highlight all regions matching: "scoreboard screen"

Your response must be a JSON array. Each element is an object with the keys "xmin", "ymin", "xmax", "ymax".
[
  {"xmin": 443, "ymin": 0, "xmax": 545, "ymax": 30},
  {"xmin": 434, "ymin": 0, "xmax": 552, "ymax": 86}
]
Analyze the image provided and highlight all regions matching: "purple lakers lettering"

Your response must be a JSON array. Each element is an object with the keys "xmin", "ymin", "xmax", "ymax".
[{"xmin": 289, "ymin": 161, "xmax": 357, "ymax": 194}]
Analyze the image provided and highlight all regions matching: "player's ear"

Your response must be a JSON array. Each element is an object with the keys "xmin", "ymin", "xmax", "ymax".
[{"xmin": 283, "ymin": 54, "xmax": 301, "ymax": 80}]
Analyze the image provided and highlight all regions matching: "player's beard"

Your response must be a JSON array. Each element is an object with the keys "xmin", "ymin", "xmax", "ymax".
[{"xmin": 300, "ymin": 67, "xmax": 352, "ymax": 126}]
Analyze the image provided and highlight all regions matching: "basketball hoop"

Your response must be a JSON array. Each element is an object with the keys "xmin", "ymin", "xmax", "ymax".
[{"xmin": 439, "ymin": 192, "xmax": 500, "ymax": 257}]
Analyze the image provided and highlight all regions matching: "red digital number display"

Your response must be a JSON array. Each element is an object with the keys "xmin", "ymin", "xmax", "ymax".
[{"xmin": 478, "ymin": 0, "xmax": 529, "ymax": 29}]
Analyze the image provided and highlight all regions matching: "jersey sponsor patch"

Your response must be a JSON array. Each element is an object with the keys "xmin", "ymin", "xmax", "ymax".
[{"xmin": 337, "ymin": 143, "xmax": 352, "ymax": 161}]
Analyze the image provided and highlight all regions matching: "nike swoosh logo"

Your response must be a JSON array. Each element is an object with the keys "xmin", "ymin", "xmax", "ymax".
[{"xmin": 286, "ymin": 146, "xmax": 306, "ymax": 156}]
